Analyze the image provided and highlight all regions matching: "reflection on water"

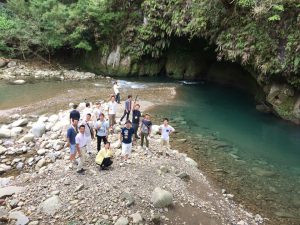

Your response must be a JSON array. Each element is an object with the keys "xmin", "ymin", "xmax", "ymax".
[{"xmin": 150, "ymin": 83, "xmax": 300, "ymax": 225}]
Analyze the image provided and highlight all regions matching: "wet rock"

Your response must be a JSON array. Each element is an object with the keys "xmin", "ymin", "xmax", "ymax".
[
  {"xmin": 252, "ymin": 167, "xmax": 276, "ymax": 177},
  {"xmin": 32, "ymin": 122, "xmax": 46, "ymax": 137},
  {"xmin": 185, "ymin": 157, "xmax": 198, "ymax": 168},
  {"xmin": 38, "ymin": 195, "xmax": 62, "ymax": 216},
  {"xmin": 0, "ymin": 186, "xmax": 25, "ymax": 198},
  {"xmin": 11, "ymin": 119, "xmax": 28, "ymax": 127},
  {"xmin": 9, "ymin": 211, "xmax": 29, "ymax": 225},
  {"xmin": 115, "ymin": 216, "xmax": 128, "ymax": 225},
  {"xmin": 151, "ymin": 187, "xmax": 173, "ymax": 208},
  {"xmin": 130, "ymin": 212, "xmax": 143, "ymax": 224},
  {"xmin": 13, "ymin": 80, "xmax": 26, "ymax": 85}
]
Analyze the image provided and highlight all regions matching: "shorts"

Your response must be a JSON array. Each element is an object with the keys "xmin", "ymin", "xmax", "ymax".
[
  {"xmin": 122, "ymin": 143, "xmax": 132, "ymax": 156},
  {"xmin": 70, "ymin": 144, "xmax": 76, "ymax": 154},
  {"xmin": 161, "ymin": 139, "xmax": 170, "ymax": 147}
]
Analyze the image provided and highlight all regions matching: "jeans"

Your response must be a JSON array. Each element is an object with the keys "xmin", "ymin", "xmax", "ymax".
[
  {"xmin": 132, "ymin": 123, "xmax": 139, "ymax": 138},
  {"xmin": 97, "ymin": 135, "xmax": 107, "ymax": 151},
  {"xmin": 115, "ymin": 93, "xmax": 120, "ymax": 103},
  {"xmin": 141, "ymin": 132, "xmax": 149, "ymax": 148},
  {"xmin": 120, "ymin": 110, "xmax": 130, "ymax": 122}
]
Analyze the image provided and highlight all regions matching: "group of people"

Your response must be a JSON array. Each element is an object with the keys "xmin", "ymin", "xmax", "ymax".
[{"xmin": 66, "ymin": 81, "xmax": 175, "ymax": 174}]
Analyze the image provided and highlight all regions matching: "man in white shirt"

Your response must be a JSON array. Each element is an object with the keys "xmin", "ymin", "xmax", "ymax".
[
  {"xmin": 75, "ymin": 124, "xmax": 88, "ymax": 174},
  {"xmin": 82, "ymin": 102, "xmax": 92, "ymax": 121},
  {"xmin": 113, "ymin": 81, "xmax": 121, "ymax": 104},
  {"xmin": 93, "ymin": 102, "xmax": 102, "ymax": 122},
  {"xmin": 80, "ymin": 113, "xmax": 94, "ymax": 155},
  {"xmin": 107, "ymin": 95, "xmax": 117, "ymax": 127},
  {"xmin": 159, "ymin": 118, "xmax": 175, "ymax": 157}
]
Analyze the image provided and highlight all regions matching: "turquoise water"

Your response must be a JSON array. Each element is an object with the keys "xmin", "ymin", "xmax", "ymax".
[{"xmin": 151, "ymin": 83, "xmax": 300, "ymax": 224}]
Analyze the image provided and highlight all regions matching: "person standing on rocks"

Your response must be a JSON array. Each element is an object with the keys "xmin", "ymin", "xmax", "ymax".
[
  {"xmin": 113, "ymin": 81, "xmax": 121, "ymax": 104},
  {"xmin": 95, "ymin": 142, "xmax": 113, "ymax": 170},
  {"xmin": 159, "ymin": 118, "xmax": 175, "ymax": 157},
  {"xmin": 140, "ymin": 114, "xmax": 152, "ymax": 152},
  {"xmin": 75, "ymin": 124, "xmax": 88, "ymax": 174},
  {"xmin": 120, "ymin": 120, "xmax": 134, "ymax": 161},
  {"xmin": 108, "ymin": 95, "xmax": 117, "ymax": 128},
  {"xmin": 66, "ymin": 119, "xmax": 79, "ymax": 169},
  {"xmin": 132, "ymin": 103, "xmax": 141, "ymax": 142},
  {"xmin": 69, "ymin": 104, "xmax": 80, "ymax": 124},
  {"xmin": 82, "ymin": 102, "xmax": 92, "ymax": 120},
  {"xmin": 95, "ymin": 113, "xmax": 109, "ymax": 152},
  {"xmin": 81, "ymin": 113, "xmax": 94, "ymax": 155},
  {"xmin": 119, "ymin": 95, "xmax": 133, "ymax": 124},
  {"xmin": 93, "ymin": 102, "xmax": 102, "ymax": 122}
]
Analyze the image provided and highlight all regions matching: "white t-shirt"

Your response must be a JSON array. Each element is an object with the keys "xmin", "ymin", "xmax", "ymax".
[
  {"xmin": 81, "ymin": 120, "xmax": 93, "ymax": 138},
  {"xmin": 82, "ymin": 107, "xmax": 92, "ymax": 120},
  {"xmin": 108, "ymin": 101, "xmax": 117, "ymax": 115},
  {"xmin": 93, "ymin": 108, "xmax": 102, "ymax": 121},
  {"xmin": 160, "ymin": 125, "xmax": 175, "ymax": 140},
  {"xmin": 113, "ymin": 84, "xmax": 120, "ymax": 94},
  {"xmin": 75, "ymin": 133, "xmax": 88, "ymax": 148}
]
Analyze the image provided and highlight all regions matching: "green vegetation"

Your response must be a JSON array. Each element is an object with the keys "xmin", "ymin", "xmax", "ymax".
[{"xmin": 0, "ymin": 0, "xmax": 299, "ymax": 87}]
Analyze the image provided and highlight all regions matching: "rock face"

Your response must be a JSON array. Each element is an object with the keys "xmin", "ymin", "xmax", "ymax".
[
  {"xmin": 32, "ymin": 122, "xmax": 46, "ymax": 137},
  {"xmin": 151, "ymin": 187, "xmax": 173, "ymax": 208},
  {"xmin": 38, "ymin": 195, "xmax": 62, "ymax": 216}
]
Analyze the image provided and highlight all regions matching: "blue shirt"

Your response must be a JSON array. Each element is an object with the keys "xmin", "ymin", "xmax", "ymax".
[
  {"xmin": 121, "ymin": 127, "xmax": 134, "ymax": 144},
  {"xmin": 67, "ymin": 126, "xmax": 77, "ymax": 145},
  {"xmin": 95, "ymin": 120, "xmax": 109, "ymax": 137}
]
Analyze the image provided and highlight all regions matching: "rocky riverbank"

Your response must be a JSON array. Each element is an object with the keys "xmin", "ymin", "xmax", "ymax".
[{"xmin": 0, "ymin": 97, "xmax": 264, "ymax": 225}]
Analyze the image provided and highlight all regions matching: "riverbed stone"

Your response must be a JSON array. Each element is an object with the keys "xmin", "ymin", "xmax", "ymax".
[
  {"xmin": 151, "ymin": 187, "xmax": 173, "ymax": 208},
  {"xmin": 11, "ymin": 127, "xmax": 24, "ymax": 135},
  {"xmin": 185, "ymin": 157, "xmax": 198, "ymax": 168},
  {"xmin": 13, "ymin": 80, "xmax": 26, "ymax": 85},
  {"xmin": 11, "ymin": 118, "xmax": 28, "ymax": 127},
  {"xmin": 7, "ymin": 61, "xmax": 17, "ymax": 68},
  {"xmin": 252, "ymin": 167, "xmax": 276, "ymax": 177},
  {"xmin": 0, "ymin": 146, "xmax": 7, "ymax": 155},
  {"xmin": 0, "ymin": 164, "xmax": 12, "ymax": 173},
  {"xmin": 9, "ymin": 211, "xmax": 29, "ymax": 225},
  {"xmin": 130, "ymin": 212, "xmax": 143, "ymax": 224},
  {"xmin": 35, "ymin": 158, "xmax": 46, "ymax": 170},
  {"xmin": 23, "ymin": 133, "xmax": 35, "ymax": 143},
  {"xmin": 0, "ymin": 128, "xmax": 11, "ymax": 138},
  {"xmin": 37, "ymin": 149, "xmax": 46, "ymax": 155},
  {"xmin": 38, "ymin": 195, "xmax": 62, "ymax": 216},
  {"xmin": 115, "ymin": 216, "xmax": 128, "ymax": 225},
  {"xmin": 0, "ymin": 186, "xmax": 25, "ymax": 198},
  {"xmin": 32, "ymin": 122, "xmax": 46, "ymax": 137}
]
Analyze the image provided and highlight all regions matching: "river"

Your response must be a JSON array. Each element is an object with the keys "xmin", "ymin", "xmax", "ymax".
[{"xmin": 0, "ymin": 79, "xmax": 299, "ymax": 224}]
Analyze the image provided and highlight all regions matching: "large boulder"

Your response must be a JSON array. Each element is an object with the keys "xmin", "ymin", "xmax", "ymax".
[
  {"xmin": 0, "ymin": 186, "xmax": 25, "ymax": 198},
  {"xmin": 0, "ymin": 59, "xmax": 8, "ymax": 68},
  {"xmin": 151, "ymin": 187, "xmax": 173, "ymax": 208},
  {"xmin": 11, "ymin": 119, "xmax": 28, "ymax": 127},
  {"xmin": 11, "ymin": 127, "xmax": 24, "ymax": 135},
  {"xmin": 38, "ymin": 195, "xmax": 62, "ymax": 216},
  {"xmin": 151, "ymin": 125, "xmax": 160, "ymax": 135},
  {"xmin": 7, "ymin": 61, "xmax": 17, "ymax": 68},
  {"xmin": 32, "ymin": 122, "xmax": 46, "ymax": 137}
]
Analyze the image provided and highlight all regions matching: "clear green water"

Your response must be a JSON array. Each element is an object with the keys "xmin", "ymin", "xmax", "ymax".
[
  {"xmin": 151, "ymin": 83, "xmax": 300, "ymax": 224},
  {"xmin": 1, "ymin": 80, "xmax": 299, "ymax": 223}
]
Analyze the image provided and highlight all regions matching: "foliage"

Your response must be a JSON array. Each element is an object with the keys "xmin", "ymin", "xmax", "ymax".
[{"xmin": 0, "ymin": 0, "xmax": 300, "ymax": 88}]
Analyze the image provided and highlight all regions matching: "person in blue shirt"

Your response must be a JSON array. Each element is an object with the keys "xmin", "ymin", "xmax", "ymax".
[
  {"xmin": 119, "ymin": 95, "xmax": 133, "ymax": 124},
  {"xmin": 66, "ymin": 119, "xmax": 78, "ymax": 168},
  {"xmin": 69, "ymin": 104, "xmax": 80, "ymax": 123},
  {"xmin": 119, "ymin": 120, "xmax": 134, "ymax": 161}
]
